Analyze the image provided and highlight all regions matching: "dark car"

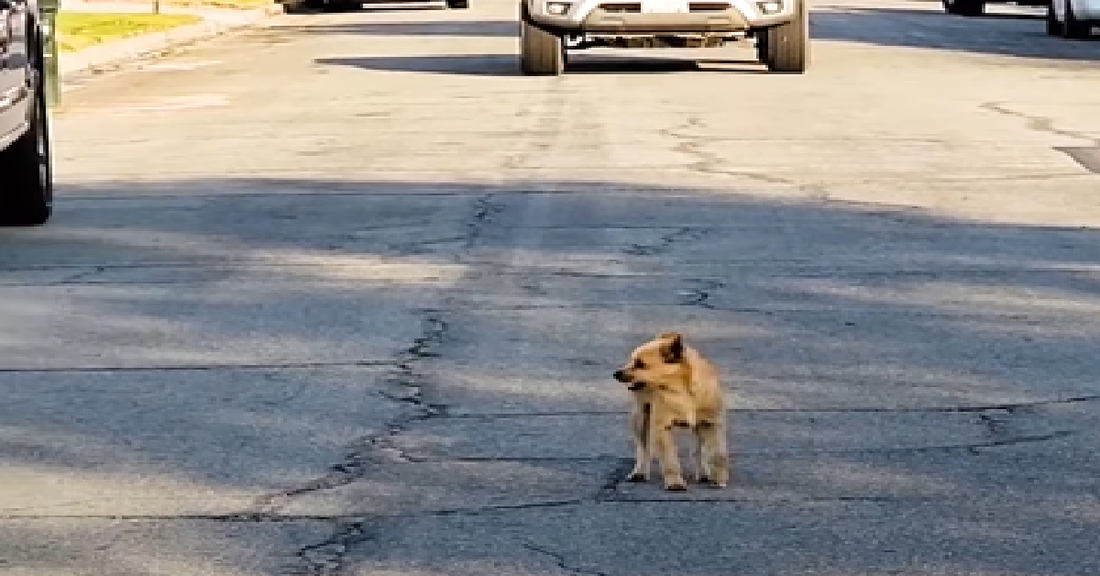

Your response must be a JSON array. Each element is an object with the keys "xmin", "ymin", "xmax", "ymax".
[
  {"xmin": 943, "ymin": 0, "xmax": 1048, "ymax": 16},
  {"xmin": 0, "ymin": 0, "xmax": 51, "ymax": 227}
]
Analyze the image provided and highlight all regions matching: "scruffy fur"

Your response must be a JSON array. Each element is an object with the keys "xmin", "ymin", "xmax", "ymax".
[{"xmin": 613, "ymin": 331, "xmax": 729, "ymax": 491}]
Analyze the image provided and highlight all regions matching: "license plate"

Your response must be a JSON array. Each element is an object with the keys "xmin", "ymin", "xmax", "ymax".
[{"xmin": 641, "ymin": 0, "xmax": 689, "ymax": 12}]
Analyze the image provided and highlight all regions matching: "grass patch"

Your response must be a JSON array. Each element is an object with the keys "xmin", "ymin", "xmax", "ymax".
[
  {"xmin": 163, "ymin": 0, "xmax": 276, "ymax": 8},
  {"xmin": 56, "ymin": 12, "xmax": 203, "ymax": 52}
]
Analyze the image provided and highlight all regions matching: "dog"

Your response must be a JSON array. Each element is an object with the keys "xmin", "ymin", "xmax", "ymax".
[{"xmin": 613, "ymin": 331, "xmax": 729, "ymax": 491}]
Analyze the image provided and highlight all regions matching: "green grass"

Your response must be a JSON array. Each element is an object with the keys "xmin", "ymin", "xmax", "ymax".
[
  {"xmin": 163, "ymin": 0, "xmax": 277, "ymax": 8},
  {"xmin": 56, "ymin": 12, "xmax": 203, "ymax": 52}
]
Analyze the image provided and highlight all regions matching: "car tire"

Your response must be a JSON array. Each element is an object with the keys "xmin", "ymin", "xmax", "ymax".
[
  {"xmin": 944, "ymin": 0, "xmax": 983, "ymax": 15},
  {"xmin": 1063, "ymin": 0, "xmax": 1092, "ymax": 38},
  {"xmin": 763, "ymin": 0, "xmax": 809, "ymax": 73},
  {"xmin": 320, "ymin": 0, "xmax": 360, "ymax": 11},
  {"xmin": 519, "ymin": 9, "xmax": 565, "ymax": 76},
  {"xmin": 446, "ymin": 0, "xmax": 469, "ymax": 8},
  {"xmin": 1046, "ymin": 0, "xmax": 1063, "ymax": 34},
  {"xmin": 0, "ymin": 38, "xmax": 52, "ymax": 227},
  {"xmin": 755, "ymin": 31, "xmax": 771, "ymax": 67}
]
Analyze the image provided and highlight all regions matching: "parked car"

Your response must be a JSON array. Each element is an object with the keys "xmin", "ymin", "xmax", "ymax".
[
  {"xmin": 519, "ymin": 0, "xmax": 810, "ymax": 75},
  {"xmin": 942, "ymin": 0, "xmax": 1047, "ymax": 16},
  {"xmin": 0, "ymin": 0, "xmax": 52, "ymax": 227},
  {"xmin": 1047, "ymin": 0, "xmax": 1098, "ymax": 37}
]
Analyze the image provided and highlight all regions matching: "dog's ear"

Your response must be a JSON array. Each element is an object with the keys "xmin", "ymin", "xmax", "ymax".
[{"xmin": 659, "ymin": 332, "xmax": 684, "ymax": 363}]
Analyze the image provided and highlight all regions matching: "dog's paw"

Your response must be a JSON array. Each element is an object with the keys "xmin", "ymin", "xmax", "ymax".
[
  {"xmin": 625, "ymin": 472, "xmax": 648, "ymax": 483},
  {"xmin": 664, "ymin": 482, "xmax": 688, "ymax": 492}
]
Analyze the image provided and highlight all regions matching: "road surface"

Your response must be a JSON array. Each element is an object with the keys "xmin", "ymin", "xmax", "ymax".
[{"xmin": 3, "ymin": 0, "xmax": 1100, "ymax": 574}]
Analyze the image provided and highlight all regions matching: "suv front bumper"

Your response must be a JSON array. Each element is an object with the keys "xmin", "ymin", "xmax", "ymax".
[{"xmin": 526, "ymin": 0, "xmax": 796, "ymax": 33}]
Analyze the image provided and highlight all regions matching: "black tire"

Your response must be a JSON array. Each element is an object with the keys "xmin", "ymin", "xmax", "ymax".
[
  {"xmin": 1063, "ymin": 0, "xmax": 1092, "ymax": 38},
  {"xmin": 1047, "ymin": 0, "xmax": 1063, "ymax": 34},
  {"xmin": 446, "ymin": 0, "xmax": 469, "ymax": 8},
  {"xmin": 0, "ymin": 39, "xmax": 52, "ymax": 227},
  {"xmin": 280, "ymin": 0, "xmax": 315, "ymax": 13},
  {"xmin": 755, "ymin": 31, "xmax": 771, "ymax": 67},
  {"xmin": 944, "ymin": 0, "xmax": 984, "ymax": 16},
  {"xmin": 519, "ymin": 11, "xmax": 565, "ymax": 76},
  {"xmin": 320, "ymin": 0, "xmax": 360, "ymax": 11},
  {"xmin": 763, "ymin": 0, "xmax": 809, "ymax": 73}
]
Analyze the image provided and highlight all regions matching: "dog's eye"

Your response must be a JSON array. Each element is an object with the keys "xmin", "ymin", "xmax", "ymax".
[{"xmin": 633, "ymin": 359, "xmax": 645, "ymax": 369}]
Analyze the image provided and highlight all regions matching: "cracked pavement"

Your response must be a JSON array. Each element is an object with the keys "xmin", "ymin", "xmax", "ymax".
[{"xmin": 3, "ymin": 0, "xmax": 1100, "ymax": 573}]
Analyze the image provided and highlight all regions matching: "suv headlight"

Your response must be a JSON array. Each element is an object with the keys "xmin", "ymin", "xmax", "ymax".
[{"xmin": 546, "ymin": 1, "xmax": 572, "ymax": 14}]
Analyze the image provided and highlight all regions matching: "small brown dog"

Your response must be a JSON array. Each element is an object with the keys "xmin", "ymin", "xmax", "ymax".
[{"xmin": 613, "ymin": 331, "xmax": 729, "ymax": 491}]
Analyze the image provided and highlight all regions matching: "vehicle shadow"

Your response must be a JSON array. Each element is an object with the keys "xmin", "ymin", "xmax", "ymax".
[
  {"xmin": 812, "ymin": 4, "xmax": 1100, "ymax": 60},
  {"xmin": 274, "ymin": 19, "xmax": 520, "ymax": 37},
  {"xmin": 315, "ymin": 53, "xmax": 765, "ymax": 76}
]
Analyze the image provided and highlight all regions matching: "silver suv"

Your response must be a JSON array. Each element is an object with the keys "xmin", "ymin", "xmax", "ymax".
[
  {"xmin": 519, "ymin": 0, "xmax": 809, "ymax": 75},
  {"xmin": 0, "ymin": 0, "xmax": 52, "ymax": 227}
]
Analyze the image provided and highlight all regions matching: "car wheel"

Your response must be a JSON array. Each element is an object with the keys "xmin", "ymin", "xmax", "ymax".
[
  {"xmin": 446, "ymin": 0, "xmax": 469, "ymax": 8},
  {"xmin": 763, "ymin": 0, "xmax": 809, "ymax": 73},
  {"xmin": 944, "ymin": 0, "xmax": 983, "ymax": 15},
  {"xmin": 0, "ymin": 39, "xmax": 52, "ymax": 227},
  {"xmin": 1046, "ymin": 0, "xmax": 1063, "ymax": 34},
  {"xmin": 1063, "ymin": 0, "xmax": 1092, "ymax": 38},
  {"xmin": 519, "ymin": 6, "xmax": 565, "ymax": 76}
]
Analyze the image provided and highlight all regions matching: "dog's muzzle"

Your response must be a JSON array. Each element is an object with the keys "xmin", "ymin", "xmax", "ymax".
[{"xmin": 614, "ymin": 370, "xmax": 645, "ymax": 390}]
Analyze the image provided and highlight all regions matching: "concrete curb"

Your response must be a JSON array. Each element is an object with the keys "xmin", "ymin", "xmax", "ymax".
[{"xmin": 58, "ymin": 3, "xmax": 284, "ymax": 82}]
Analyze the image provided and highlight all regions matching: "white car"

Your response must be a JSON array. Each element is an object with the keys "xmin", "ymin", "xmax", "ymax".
[
  {"xmin": 519, "ymin": 0, "xmax": 810, "ymax": 76},
  {"xmin": 1048, "ymin": 0, "xmax": 1099, "ymax": 38}
]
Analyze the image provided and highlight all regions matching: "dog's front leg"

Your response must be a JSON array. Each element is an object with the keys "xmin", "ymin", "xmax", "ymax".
[
  {"xmin": 626, "ymin": 403, "xmax": 651, "ymax": 482},
  {"xmin": 652, "ymin": 418, "xmax": 687, "ymax": 491}
]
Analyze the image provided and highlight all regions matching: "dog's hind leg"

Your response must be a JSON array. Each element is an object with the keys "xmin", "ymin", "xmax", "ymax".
[
  {"xmin": 626, "ymin": 403, "xmax": 651, "ymax": 482},
  {"xmin": 693, "ymin": 425, "xmax": 710, "ymax": 484},
  {"xmin": 697, "ymin": 420, "xmax": 729, "ymax": 487}
]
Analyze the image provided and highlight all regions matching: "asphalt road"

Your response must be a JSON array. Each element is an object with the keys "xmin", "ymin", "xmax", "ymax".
[{"xmin": 4, "ymin": 0, "xmax": 1100, "ymax": 574}]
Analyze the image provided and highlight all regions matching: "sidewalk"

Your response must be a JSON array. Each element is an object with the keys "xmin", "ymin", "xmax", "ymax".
[{"xmin": 58, "ymin": 0, "xmax": 284, "ymax": 82}]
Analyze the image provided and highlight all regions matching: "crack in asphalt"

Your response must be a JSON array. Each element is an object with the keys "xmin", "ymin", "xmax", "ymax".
[
  {"xmin": 462, "ymin": 193, "xmax": 505, "ymax": 254},
  {"xmin": 266, "ymin": 184, "xmax": 514, "ymax": 574},
  {"xmin": 520, "ymin": 539, "xmax": 610, "ymax": 576},
  {"xmin": 980, "ymin": 101, "xmax": 1100, "ymax": 174},
  {"xmin": 249, "ymin": 313, "xmax": 448, "ymax": 515},
  {"xmin": 623, "ymin": 226, "xmax": 711, "ymax": 256},
  {"xmin": 293, "ymin": 519, "xmax": 370, "ymax": 576},
  {"xmin": 235, "ymin": 312, "xmax": 448, "ymax": 574},
  {"xmin": 976, "ymin": 408, "xmax": 1017, "ymax": 442},
  {"xmin": 596, "ymin": 458, "xmax": 637, "ymax": 502},
  {"xmin": 659, "ymin": 117, "xmax": 835, "ymax": 199},
  {"xmin": 980, "ymin": 101, "xmax": 1099, "ymax": 145},
  {"xmin": 677, "ymin": 278, "xmax": 724, "ymax": 309},
  {"xmin": 662, "ymin": 117, "xmax": 798, "ymax": 186}
]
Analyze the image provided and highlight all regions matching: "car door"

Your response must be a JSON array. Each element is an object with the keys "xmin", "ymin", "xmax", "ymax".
[{"xmin": 0, "ymin": 0, "xmax": 27, "ymax": 143}]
